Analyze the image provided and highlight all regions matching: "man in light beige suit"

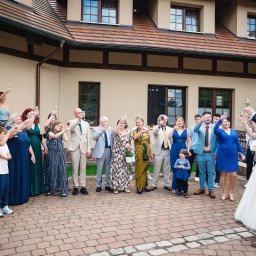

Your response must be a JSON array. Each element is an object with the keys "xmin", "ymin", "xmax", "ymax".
[
  {"xmin": 68, "ymin": 108, "xmax": 91, "ymax": 195},
  {"xmin": 151, "ymin": 114, "xmax": 172, "ymax": 191}
]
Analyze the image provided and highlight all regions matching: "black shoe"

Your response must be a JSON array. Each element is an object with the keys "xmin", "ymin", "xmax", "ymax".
[
  {"xmin": 184, "ymin": 193, "xmax": 189, "ymax": 198},
  {"xmin": 143, "ymin": 188, "xmax": 151, "ymax": 192},
  {"xmin": 96, "ymin": 187, "xmax": 101, "ymax": 192},
  {"xmin": 137, "ymin": 188, "xmax": 143, "ymax": 194},
  {"xmin": 164, "ymin": 186, "xmax": 172, "ymax": 191},
  {"xmin": 150, "ymin": 186, "xmax": 157, "ymax": 191},
  {"xmin": 61, "ymin": 194, "xmax": 67, "ymax": 198},
  {"xmin": 105, "ymin": 186, "xmax": 112, "ymax": 192},
  {"xmin": 80, "ymin": 187, "xmax": 89, "ymax": 195},
  {"xmin": 72, "ymin": 188, "xmax": 78, "ymax": 196},
  {"xmin": 176, "ymin": 191, "xmax": 182, "ymax": 196}
]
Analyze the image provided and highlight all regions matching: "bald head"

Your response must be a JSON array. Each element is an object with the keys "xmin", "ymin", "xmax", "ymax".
[
  {"xmin": 74, "ymin": 108, "xmax": 84, "ymax": 119},
  {"xmin": 100, "ymin": 116, "xmax": 109, "ymax": 128}
]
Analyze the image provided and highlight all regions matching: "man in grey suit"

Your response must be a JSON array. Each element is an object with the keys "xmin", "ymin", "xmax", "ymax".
[
  {"xmin": 68, "ymin": 108, "xmax": 91, "ymax": 196},
  {"xmin": 151, "ymin": 114, "xmax": 172, "ymax": 191},
  {"xmin": 92, "ymin": 116, "xmax": 113, "ymax": 192},
  {"xmin": 193, "ymin": 112, "xmax": 217, "ymax": 199}
]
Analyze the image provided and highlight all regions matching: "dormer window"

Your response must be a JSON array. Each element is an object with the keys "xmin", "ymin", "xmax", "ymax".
[
  {"xmin": 82, "ymin": 0, "xmax": 117, "ymax": 24},
  {"xmin": 170, "ymin": 6, "xmax": 200, "ymax": 32},
  {"xmin": 247, "ymin": 16, "xmax": 256, "ymax": 38}
]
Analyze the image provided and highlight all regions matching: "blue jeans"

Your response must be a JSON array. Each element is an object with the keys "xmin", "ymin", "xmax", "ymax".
[
  {"xmin": 197, "ymin": 153, "xmax": 215, "ymax": 191},
  {"xmin": 0, "ymin": 174, "xmax": 9, "ymax": 208}
]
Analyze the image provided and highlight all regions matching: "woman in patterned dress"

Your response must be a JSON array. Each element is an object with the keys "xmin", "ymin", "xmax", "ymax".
[
  {"xmin": 132, "ymin": 116, "xmax": 152, "ymax": 194},
  {"xmin": 110, "ymin": 118, "xmax": 131, "ymax": 194}
]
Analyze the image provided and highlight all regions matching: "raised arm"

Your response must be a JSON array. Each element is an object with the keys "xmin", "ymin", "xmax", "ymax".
[{"xmin": 213, "ymin": 119, "xmax": 222, "ymax": 135}]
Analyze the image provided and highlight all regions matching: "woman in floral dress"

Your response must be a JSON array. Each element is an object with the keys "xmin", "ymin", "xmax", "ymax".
[
  {"xmin": 110, "ymin": 118, "xmax": 131, "ymax": 194},
  {"xmin": 132, "ymin": 116, "xmax": 152, "ymax": 194}
]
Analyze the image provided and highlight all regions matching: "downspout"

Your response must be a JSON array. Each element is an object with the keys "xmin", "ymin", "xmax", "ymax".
[{"xmin": 36, "ymin": 40, "xmax": 65, "ymax": 108}]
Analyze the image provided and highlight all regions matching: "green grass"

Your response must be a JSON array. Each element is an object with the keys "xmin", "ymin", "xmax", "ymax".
[{"xmin": 66, "ymin": 163, "xmax": 197, "ymax": 177}]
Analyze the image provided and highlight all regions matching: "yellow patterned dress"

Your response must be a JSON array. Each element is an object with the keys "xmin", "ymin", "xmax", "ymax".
[{"xmin": 132, "ymin": 129, "xmax": 151, "ymax": 189}]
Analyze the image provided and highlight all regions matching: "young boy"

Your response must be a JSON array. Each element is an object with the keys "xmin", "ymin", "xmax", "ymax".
[
  {"xmin": 174, "ymin": 149, "xmax": 191, "ymax": 198},
  {"xmin": 0, "ymin": 127, "xmax": 13, "ymax": 217}
]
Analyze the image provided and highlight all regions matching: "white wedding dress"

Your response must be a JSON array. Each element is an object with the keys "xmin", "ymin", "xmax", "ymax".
[{"xmin": 235, "ymin": 165, "xmax": 256, "ymax": 230}]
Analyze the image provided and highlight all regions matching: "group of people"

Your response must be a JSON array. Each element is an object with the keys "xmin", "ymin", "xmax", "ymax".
[{"xmin": 0, "ymin": 88, "xmax": 256, "ymax": 243}]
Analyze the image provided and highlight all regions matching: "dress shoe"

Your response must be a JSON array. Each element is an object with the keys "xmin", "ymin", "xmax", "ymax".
[
  {"xmin": 184, "ymin": 193, "xmax": 189, "ymax": 198},
  {"xmin": 72, "ymin": 188, "xmax": 79, "ymax": 196},
  {"xmin": 143, "ymin": 188, "xmax": 151, "ymax": 192},
  {"xmin": 124, "ymin": 188, "xmax": 131, "ymax": 193},
  {"xmin": 194, "ymin": 189, "xmax": 205, "ymax": 195},
  {"xmin": 137, "ymin": 188, "xmax": 142, "ymax": 194},
  {"xmin": 80, "ymin": 187, "xmax": 88, "ymax": 195},
  {"xmin": 209, "ymin": 191, "xmax": 216, "ymax": 199},
  {"xmin": 176, "ymin": 191, "xmax": 181, "ymax": 196},
  {"xmin": 105, "ymin": 186, "xmax": 112, "ymax": 192},
  {"xmin": 164, "ymin": 186, "xmax": 172, "ymax": 191},
  {"xmin": 113, "ymin": 190, "xmax": 119, "ymax": 194},
  {"xmin": 96, "ymin": 187, "xmax": 101, "ymax": 192},
  {"xmin": 150, "ymin": 186, "xmax": 157, "ymax": 191}
]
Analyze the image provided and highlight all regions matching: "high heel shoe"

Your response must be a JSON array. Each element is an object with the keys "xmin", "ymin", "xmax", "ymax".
[
  {"xmin": 137, "ymin": 188, "xmax": 142, "ymax": 194},
  {"xmin": 229, "ymin": 193, "xmax": 234, "ymax": 201}
]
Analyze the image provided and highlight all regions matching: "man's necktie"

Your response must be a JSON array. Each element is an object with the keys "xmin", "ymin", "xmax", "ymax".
[
  {"xmin": 104, "ymin": 131, "xmax": 108, "ymax": 147},
  {"xmin": 78, "ymin": 122, "xmax": 82, "ymax": 133},
  {"xmin": 205, "ymin": 125, "xmax": 209, "ymax": 147},
  {"xmin": 162, "ymin": 127, "xmax": 168, "ymax": 149}
]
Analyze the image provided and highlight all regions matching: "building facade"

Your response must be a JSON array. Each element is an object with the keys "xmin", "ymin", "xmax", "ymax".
[{"xmin": 0, "ymin": 0, "xmax": 256, "ymax": 130}]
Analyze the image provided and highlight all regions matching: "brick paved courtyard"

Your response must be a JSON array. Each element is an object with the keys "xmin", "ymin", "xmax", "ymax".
[{"xmin": 0, "ymin": 175, "xmax": 256, "ymax": 256}]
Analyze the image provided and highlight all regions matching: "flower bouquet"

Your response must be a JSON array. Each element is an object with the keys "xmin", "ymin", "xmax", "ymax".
[{"xmin": 125, "ymin": 147, "xmax": 135, "ymax": 163}]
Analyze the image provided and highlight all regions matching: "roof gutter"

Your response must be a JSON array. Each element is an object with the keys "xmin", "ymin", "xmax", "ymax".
[{"xmin": 36, "ymin": 40, "xmax": 65, "ymax": 109}]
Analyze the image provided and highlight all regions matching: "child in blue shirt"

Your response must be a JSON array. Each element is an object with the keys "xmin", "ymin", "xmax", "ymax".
[{"xmin": 174, "ymin": 149, "xmax": 191, "ymax": 198}]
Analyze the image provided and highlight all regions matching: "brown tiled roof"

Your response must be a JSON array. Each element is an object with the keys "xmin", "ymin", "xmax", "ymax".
[
  {"xmin": 67, "ymin": 14, "xmax": 256, "ymax": 59},
  {"xmin": 47, "ymin": 0, "xmax": 67, "ymax": 22},
  {"xmin": 0, "ymin": 0, "xmax": 73, "ymax": 42}
]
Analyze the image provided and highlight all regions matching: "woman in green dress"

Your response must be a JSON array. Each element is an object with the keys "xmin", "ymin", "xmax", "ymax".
[
  {"xmin": 132, "ymin": 116, "xmax": 152, "ymax": 194},
  {"xmin": 22, "ymin": 108, "xmax": 47, "ymax": 196}
]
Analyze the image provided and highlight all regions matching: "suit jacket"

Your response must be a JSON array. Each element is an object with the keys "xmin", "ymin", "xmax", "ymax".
[
  {"xmin": 252, "ymin": 113, "xmax": 256, "ymax": 123},
  {"xmin": 68, "ymin": 119, "xmax": 91, "ymax": 154},
  {"xmin": 151, "ymin": 125, "xmax": 172, "ymax": 155},
  {"xmin": 91, "ymin": 126, "xmax": 114, "ymax": 159},
  {"xmin": 193, "ymin": 122, "xmax": 217, "ymax": 156}
]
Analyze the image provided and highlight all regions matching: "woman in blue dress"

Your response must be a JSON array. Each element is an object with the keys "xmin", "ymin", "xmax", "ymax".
[
  {"xmin": 6, "ymin": 114, "xmax": 35, "ymax": 205},
  {"xmin": 169, "ymin": 116, "xmax": 191, "ymax": 192},
  {"xmin": 214, "ymin": 116, "xmax": 245, "ymax": 201}
]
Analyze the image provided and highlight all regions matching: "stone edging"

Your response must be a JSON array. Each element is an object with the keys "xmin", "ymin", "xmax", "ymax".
[{"xmin": 89, "ymin": 226, "xmax": 255, "ymax": 256}]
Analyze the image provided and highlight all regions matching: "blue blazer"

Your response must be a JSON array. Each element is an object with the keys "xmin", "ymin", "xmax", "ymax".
[
  {"xmin": 193, "ymin": 122, "xmax": 217, "ymax": 156},
  {"xmin": 252, "ymin": 113, "xmax": 256, "ymax": 123}
]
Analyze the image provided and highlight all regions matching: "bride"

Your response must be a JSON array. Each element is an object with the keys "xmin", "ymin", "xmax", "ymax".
[{"xmin": 235, "ymin": 116, "xmax": 256, "ymax": 247}]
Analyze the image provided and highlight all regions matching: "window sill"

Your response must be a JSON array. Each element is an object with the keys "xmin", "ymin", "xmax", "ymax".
[
  {"xmin": 80, "ymin": 21, "xmax": 120, "ymax": 26},
  {"xmin": 169, "ymin": 29, "xmax": 205, "ymax": 35}
]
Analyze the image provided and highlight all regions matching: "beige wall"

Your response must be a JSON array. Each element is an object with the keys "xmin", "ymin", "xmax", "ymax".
[
  {"xmin": 0, "ymin": 31, "xmax": 27, "ymax": 52},
  {"xmin": 34, "ymin": 44, "xmax": 63, "ymax": 61},
  {"xmin": 1, "ymin": 53, "xmax": 256, "ymax": 132},
  {"xmin": 109, "ymin": 52, "xmax": 142, "ymax": 65},
  {"xmin": 67, "ymin": 0, "xmax": 81, "ymax": 21},
  {"xmin": 19, "ymin": 0, "xmax": 32, "ymax": 7},
  {"xmin": 69, "ymin": 50, "xmax": 103, "ymax": 63},
  {"xmin": 118, "ymin": 0, "xmax": 133, "ymax": 26},
  {"xmin": 147, "ymin": 55, "xmax": 178, "ymax": 68},
  {"xmin": 153, "ymin": 0, "xmax": 215, "ymax": 33},
  {"xmin": 217, "ymin": 60, "xmax": 243, "ymax": 73},
  {"xmin": 184, "ymin": 57, "xmax": 212, "ymax": 71}
]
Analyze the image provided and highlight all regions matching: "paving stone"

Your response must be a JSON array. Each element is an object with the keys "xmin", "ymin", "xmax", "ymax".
[
  {"xmin": 233, "ymin": 227, "xmax": 248, "ymax": 232},
  {"xmin": 197, "ymin": 233, "xmax": 214, "ymax": 239},
  {"xmin": 184, "ymin": 235, "xmax": 200, "ymax": 242},
  {"xmin": 167, "ymin": 244, "xmax": 187, "ymax": 253},
  {"xmin": 226, "ymin": 234, "xmax": 242, "ymax": 240},
  {"xmin": 135, "ymin": 243, "xmax": 156, "ymax": 251},
  {"xmin": 222, "ymin": 229, "xmax": 235, "ymax": 234},
  {"xmin": 148, "ymin": 249, "xmax": 168, "ymax": 256},
  {"xmin": 186, "ymin": 242, "xmax": 201, "ymax": 249},
  {"xmin": 238, "ymin": 232, "xmax": 255, "ymax": 238},
  {"xmin": 199, "ymin": 239, "xmax": 216, "ymax": 246},
  {"xmin": 124, "ymin": 246, "xmax": 136, "ymax": 254},
  {"xmin": 214, "ymin": 236, "xmax": 230, "ymax": 243},
  {"xmin": 110, "ymin": 248, "xmax": 124, "ymax": 255},
  {"xmin": 210, "ymin": 231, "xmax": 225, "ymax": 236},
  {"xmin": 155, "ymin": 241, "xmax": 173, "ymax": 247},
  {"xmin": 169, "ymin": 238, "xmax": 185, "ymax": 244},
  {"xmin": 132, "ymin": 252, "xmax": 150, "ymax": 256},
  {"xmin": 91, "ymin": 252, "xmax": 110, "ymax": 256}
]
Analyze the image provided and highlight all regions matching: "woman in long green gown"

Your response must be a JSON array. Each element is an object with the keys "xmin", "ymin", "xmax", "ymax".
[
  {"xmin": 22, "ymin": 108, "xmax": 46, "ymax": 196},
  {"xmin": 132, "ymin": 117, "xmax": 152, "ymax": 194}
]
